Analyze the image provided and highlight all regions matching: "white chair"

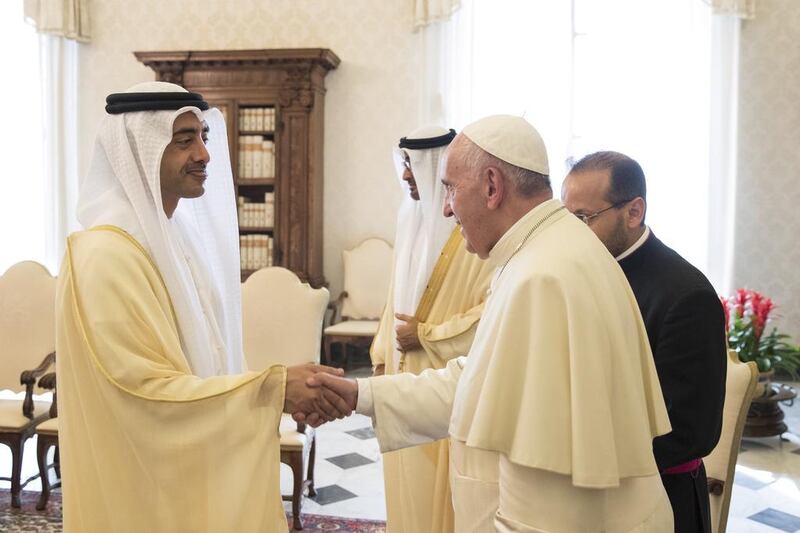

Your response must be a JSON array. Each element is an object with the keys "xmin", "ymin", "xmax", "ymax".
[
  {"xmin": 704, "ymin": 349, "xmax": 759, "ymax": 533},
  {"xmin": 323, "ymin": 238, "xmax": 392, "ymax": 367},
  {"xmin": 241, "ymin": 267, "xmax": 329, "ymax": 531},
  {"xmin": 0, "ymin": 261, "xmax": 57, "ymax": 507}
]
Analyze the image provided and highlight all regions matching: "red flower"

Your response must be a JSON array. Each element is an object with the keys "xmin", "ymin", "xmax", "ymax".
[
  {"xmin": 753, "ymin": 297, "xmax": 774, "ymax": 340},
  {"xmin": 723, "ymin": 288, "xmax": 800, "ymax": 377},
  {"xmin": 734, "ymin": 288, "xmax": 748, "ymax": 319},
  {"xmin": 720, "ymin": 296, "xmax": 730, "ymax": 333},
  {"xmin": 749, "ymin": 290, "xmax": 764, "ymax": 316}
]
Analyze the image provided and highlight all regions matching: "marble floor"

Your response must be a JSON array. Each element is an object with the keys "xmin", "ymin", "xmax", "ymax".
[
  {"xmin": 3, "ymin": 377, "xmax": 800, "ymax": 531},
  {"xmin": 277, "ymin": 364, "xmax": 386, "ymax": 520},
  {"xmin": 726, "ymin": 384, "xmax": 800, "ymax": 532}
]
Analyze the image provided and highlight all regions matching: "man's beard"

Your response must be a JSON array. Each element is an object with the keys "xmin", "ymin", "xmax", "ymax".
[{"xmin": 606, "ymin": 216, "xmax": 630, "ymax": 258}]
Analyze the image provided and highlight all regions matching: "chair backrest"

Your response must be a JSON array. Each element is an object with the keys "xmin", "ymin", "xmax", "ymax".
[
  {"xmin": 242, "ymin": 267, "xmax": 329, "ymax": 370},
  {"xmin": 0, "ymin": 261, "xmax": 57, "ymax": 393},
  {"xmin": 340, "ymin": 238, "xmax": 392, "ymax": 320},
  {"xmin": 704, "ymin": 349, "xmax": 759, "ymax": 533}
]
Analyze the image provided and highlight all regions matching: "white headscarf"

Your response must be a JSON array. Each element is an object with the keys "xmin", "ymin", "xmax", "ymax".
[
  {"xmin": 76, "ymin": 81, "xmax": 244, "ymax": 378},
  {"xmin": 391, "ymin": 126, "xmax": 455, "ymax": 370}
]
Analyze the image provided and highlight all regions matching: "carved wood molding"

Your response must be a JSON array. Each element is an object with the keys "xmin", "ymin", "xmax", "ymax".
[
  {"xmin": 134, "ymin": 48, "xmax": 336, "ymax": 288},
  {"xmin": 279, "ymin": 66, "xmax": 315, "ymax": 108},
  {"xmin": 134, "ymin": 48, "xmax": 340, "ymax": 89}
]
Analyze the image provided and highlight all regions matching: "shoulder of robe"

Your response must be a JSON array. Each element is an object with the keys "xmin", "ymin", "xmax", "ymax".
[{"xmin": 68, "ymin": 226, "xmax": 157, "ymax": 284}]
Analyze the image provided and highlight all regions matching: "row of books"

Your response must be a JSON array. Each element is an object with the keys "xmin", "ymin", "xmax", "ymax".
[
  {"xmin": 239, "ymin": 107, "xmax": 275, "ymax": 131},
  {"xmin": 238, "ymin": 136, "xmax": 275, "ymax": 179},
  {"xmin": 240, "ymin": 235, "xmax": 273, "ymax": 270},
  {"xmin": 238, "ymin": 193, "xmax": 275, "ymax": 228}
]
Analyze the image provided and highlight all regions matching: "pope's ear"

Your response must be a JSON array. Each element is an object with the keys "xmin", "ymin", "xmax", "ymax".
[{"xmin": 484, "ymin": 166, "xmax": 505, "ymax": 210}]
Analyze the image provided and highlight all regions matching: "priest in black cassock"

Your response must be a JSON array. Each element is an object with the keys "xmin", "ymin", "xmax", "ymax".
[{"xmin": 562, "ymin": 151, "xmax": 727, "ymax": 533}]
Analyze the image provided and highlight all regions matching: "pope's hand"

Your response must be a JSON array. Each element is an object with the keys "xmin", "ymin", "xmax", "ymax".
[
  {"xmin": 283, "ymin": 364, "xmax": 349, "ymax": 422},
  {"xmin": 395, "ymin": 313, "xmax": 421, "ymax": 352},
  {"xmin": 293, "ymin": 373, "xmax": 358, "ymax": 427}
]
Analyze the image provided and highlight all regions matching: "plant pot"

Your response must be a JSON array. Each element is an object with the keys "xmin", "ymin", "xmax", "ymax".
[
  {"xmin": 744, "ymin": 380, "xmax": 797, "ymax": 438},
  {"xmin": 753, "ymin": 369, "xmax": 775, "ymax": 398}
]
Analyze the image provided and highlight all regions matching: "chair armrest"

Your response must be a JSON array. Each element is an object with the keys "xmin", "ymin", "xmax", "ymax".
[
  {"xmin": 20, "ymin": 352, "xmax": 55, "ymax": 419},
  {"xmin": 327, "ymin": 291, "xmax": 348, "ymax": 326},
  {"xmin": 38, "ymin": 372, "xmax": 57, "ymax": 418},
  {"xmin": 38, "ymin": 372, "xmax": 56, "ymax": 391},
  {"xmin": 707, "ymin": 477, "xmax": 724, "ymax": 495}
]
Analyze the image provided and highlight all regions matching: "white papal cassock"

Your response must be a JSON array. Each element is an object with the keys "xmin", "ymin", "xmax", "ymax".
[{"xmin": 356, "ymin": 199, "xmax": 674, "ymax": 532}]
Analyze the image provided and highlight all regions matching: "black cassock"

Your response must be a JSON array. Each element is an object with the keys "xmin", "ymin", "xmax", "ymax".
[{"xmin": 619, "ymin": 232, "xmax": 727, "ymax": 533}]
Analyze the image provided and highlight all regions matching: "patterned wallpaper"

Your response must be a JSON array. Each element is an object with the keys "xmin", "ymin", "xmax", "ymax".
[
  {"xmin": 77, "ymin": 0, "xmax": 421, "ymax": 297},
  {"xmin": 77, "ymin": 1, "xmax": 799, "ymax": 339},
  {"xmin": 734, "ymin": 0, "xmax": 800, "ymax": 340}
]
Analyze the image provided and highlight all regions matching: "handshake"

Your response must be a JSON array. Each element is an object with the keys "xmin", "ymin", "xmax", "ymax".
[{"xmin": 282, "ymin": 364, "xmax": 360, "ymax": 427}]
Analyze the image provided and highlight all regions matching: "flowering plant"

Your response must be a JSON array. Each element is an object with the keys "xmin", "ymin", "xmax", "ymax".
[{"xmin": 721, "ymin": 289, "xmax": 800, "ymax": 378}]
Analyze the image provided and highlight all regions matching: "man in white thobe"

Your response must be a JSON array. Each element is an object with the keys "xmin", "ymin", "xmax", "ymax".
[
  {"xmin": 374, "ymin": 127, "xmax": 492, "ymax": 532},
  {"xmin": 298, "ymin": 115, "xmax": 674, "ymax": 532}
]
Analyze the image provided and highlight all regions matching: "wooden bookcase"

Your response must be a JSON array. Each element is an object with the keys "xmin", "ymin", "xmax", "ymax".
[{"xmin": 135, "ymin": 48, "xmax": 340, "ymax": 287}]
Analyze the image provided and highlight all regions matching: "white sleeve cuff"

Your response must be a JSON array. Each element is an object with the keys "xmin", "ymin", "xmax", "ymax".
[{"xmin": 355, "ymin": 378, "xmax": 375, "ymax": 416}]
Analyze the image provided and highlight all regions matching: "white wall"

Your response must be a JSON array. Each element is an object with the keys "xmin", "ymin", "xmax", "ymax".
[
  {"xmin": 734, "ymin": 0, "xmax": 800, "ymax": 339},
  {"xmin": 77, "ymin": 0, "xmax": 422, "ymax": 297}
]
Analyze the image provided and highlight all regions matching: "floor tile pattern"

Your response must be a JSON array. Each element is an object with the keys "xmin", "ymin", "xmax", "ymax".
[
  {"xmin": 748, "ymin": 508, "xmax": 800, "ymax": 532},
  {"xmin": 3, "ymin": 380, "xmax": 800, "ymax": 531}
]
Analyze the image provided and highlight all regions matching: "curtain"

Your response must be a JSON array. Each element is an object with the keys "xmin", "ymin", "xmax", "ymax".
[
  {"xmin": 0, "ymin": 3, "xmax": 47, "ymax": 274},
  {"xmin": 423, "ymin": 0, "xmax": 735, "ymax": 287},
  {"xmin": 18, "ymin": 1, "xmax": 82, "ymax": 272},
  {"xmin": 40, "ymin": 34, "xmax": 80, "ymax": 269},
  {"xmin": 705, "ymin": 0, "xmax": 755, "ymax": 19},
  {"xmin": 416, "ymin": 3, "xmax": 472, "ymax": 127},
  {"xmin": 706, "ymin": 15, "xmax": 740, "ymax": 294},
  {"xmin": 414, "ymin": 0, "xmax": 462, "ymax": 30},
  {"xmin": 23, "ymin": 0, "xmax": 91, "ymax": 42}
]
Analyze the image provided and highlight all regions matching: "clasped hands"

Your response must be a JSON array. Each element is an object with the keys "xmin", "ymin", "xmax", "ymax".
[
  {"xmin": 395, "ymin": 313, "xmax": 421, "ymax": 353},
  {"xmin": 283, "ymin": 363, "xmax": 359, "ymax": 427},
  {"xmin": 282, "ymin": 313, "xmax": 419, "ymax": 425}
]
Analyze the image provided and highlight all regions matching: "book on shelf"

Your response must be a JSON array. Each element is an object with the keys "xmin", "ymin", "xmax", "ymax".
[
  {"xmin": 237, "ymin": 195, "xmax": 275, "ymax": 228},
  {"xmin": 238, "ymin": 107, "xmax": 275, "ymax": 132},
  {"xmin": 239, "ymin": 234, "xmax": 273, "ymax": 270},
  {"xmin": 263, "ymin": 140, "xmax": 274, "ymax": 178},
  {"xmin": 253, "ymin": 138, "xmax": 263, "ymax": 178},
  {"xmin": 264, "ymin": 192, "xmax": 274, "ymax": 227},
  {"xmin": 237, "ymin": 136, "xmax": 275, "ymax": 179}
]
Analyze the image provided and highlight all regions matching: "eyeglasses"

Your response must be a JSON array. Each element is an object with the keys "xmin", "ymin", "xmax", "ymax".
[
  {"xmin": 400, "ymin": 150, "xmax": 412, "ymax": 171},
  {"xmin": 573, "ymin": 199, "xmax": 634, "ymax": 225}
]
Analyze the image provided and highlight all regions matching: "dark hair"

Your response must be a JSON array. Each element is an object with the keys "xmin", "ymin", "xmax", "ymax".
[{"xmin": 570, "ymin": 151, "xmax": 646, "ymax": 223}]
